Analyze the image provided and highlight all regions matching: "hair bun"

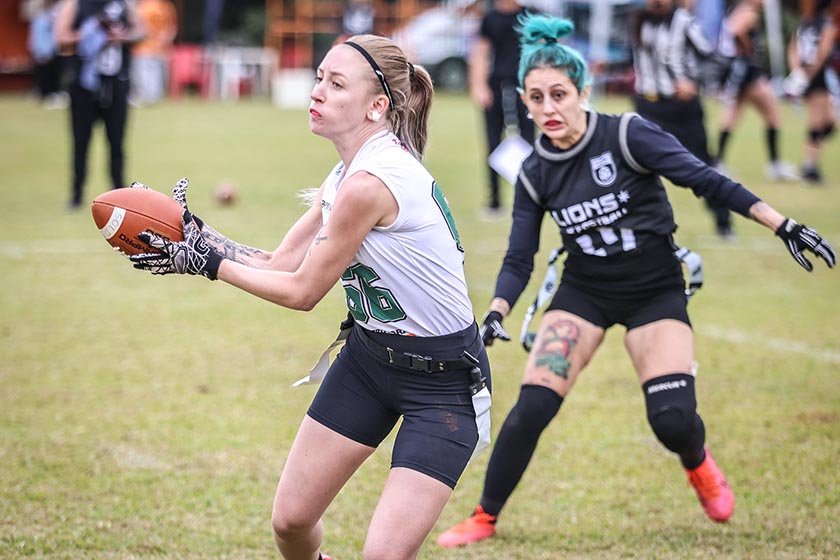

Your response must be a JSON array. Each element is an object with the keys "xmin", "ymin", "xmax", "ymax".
[{"xmin": 518, "ymin": 13, "xmax": 575, "ymax": 46}]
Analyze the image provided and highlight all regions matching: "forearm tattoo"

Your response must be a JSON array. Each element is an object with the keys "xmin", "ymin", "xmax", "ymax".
[
  {"xmin": 534, "ymin": 319, "xmax": 580, "ymax": 379},
  {"xmin": 201, "ymin": 225, "xmax": 266, "ymax": 264}
]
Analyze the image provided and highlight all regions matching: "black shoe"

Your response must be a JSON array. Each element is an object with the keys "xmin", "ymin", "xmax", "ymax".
[
  {"xmin": 801, "ymin": 165, "xmax": 823, "ymax": 185},
  {"xmin": 717, "ymin": 225, "xmax": 736, "ymax": 242}
]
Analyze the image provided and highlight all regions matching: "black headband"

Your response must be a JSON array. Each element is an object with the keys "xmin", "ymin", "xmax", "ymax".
[{"xmin": 344, "ymin": 41, "xmax": 394, "ymax": 110}]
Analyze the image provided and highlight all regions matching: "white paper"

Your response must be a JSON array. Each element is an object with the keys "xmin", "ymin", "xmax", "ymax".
[{"xmin": 488, "ymin": 135, "xmax": 533, "ymax": 184}]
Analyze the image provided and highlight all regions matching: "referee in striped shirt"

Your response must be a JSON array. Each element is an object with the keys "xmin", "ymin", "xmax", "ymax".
[{"xmin": 631, "ymin": 0, "xmax": 734, "ymax": 239}]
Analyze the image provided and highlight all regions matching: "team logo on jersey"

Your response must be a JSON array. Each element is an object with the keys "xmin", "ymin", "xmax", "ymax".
[{"xmin": 589, "ymin": 151, "xmax": 617, "ymax": 187}]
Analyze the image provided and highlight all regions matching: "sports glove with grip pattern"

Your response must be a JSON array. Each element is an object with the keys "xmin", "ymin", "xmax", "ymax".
[
  {"xmin": 479, "ymin": 310, "xmax": 511, "ymax": 347},
  {"xmin": 775, "ymin": 218, "xmax": 836, "ymax": 272},
  {"xmin": 130, "ymin": 217, "xmax": 223, "ymax": 280}
]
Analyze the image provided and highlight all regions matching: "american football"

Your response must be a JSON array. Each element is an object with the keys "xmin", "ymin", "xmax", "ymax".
[{"xmin": 91, "ymin": 188, "xmax": 184, "ymax": 256}]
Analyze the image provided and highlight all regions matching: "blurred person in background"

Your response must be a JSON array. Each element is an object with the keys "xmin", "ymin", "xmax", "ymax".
[
  {"xmin": 714, "ymin": 0, "xmax": 798, "ymax": 181},
  {"xmin": 786, "ymin": 0, "xmax": 837, "ymax": 184},
  {"xmin": 833, "ymin": 0, "xmax": 840, "ymax": 74},
  {"xmin": 341, "ymin": 0, "xmax": 375, "ymax": 39},
  {"xmin": 471, "ymin": 0, "xmax": 534, "ymax": 218},
  {"xmin": 131, "ymin": 0, "xmax": 176, "ymax": 106},
  {"xmin": 28, "ymin": 0, "xmax": 68, "ymax": 109},
  {"xmin": 631, "ymin": 0, "xmax": 734, "ymax": 239},
  {"xmin": 55, "ymin": 0, "xmax": 144, "ymax": 210},
  {"xmin": 436, "ymin": 12, "xmax": 836, "ymax": 548},
  {"xmin": 128, "ymin": 33, "xmax": 491, "ymax": 560}
]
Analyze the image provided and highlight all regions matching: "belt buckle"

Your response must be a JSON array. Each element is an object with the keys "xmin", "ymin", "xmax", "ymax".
[{"xmin": 405, "ymin": 352, "xmax": 433, "ymax": 373}]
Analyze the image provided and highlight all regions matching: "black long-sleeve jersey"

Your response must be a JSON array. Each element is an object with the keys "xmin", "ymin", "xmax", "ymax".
[{"xmin": 495, "ymin": 111, "xmax": 761, "ymax": 307}]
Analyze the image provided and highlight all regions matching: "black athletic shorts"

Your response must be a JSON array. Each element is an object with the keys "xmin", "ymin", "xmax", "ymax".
[
  {"xmin": 307, "ymin": 322, "xmax": 490, "ymax": 489},
  {"xmin": 550, "ymin": 238, "xmax": 691, "ymax": 330},
  {"xmin": 804, "ymin": 67, "xmax": 831, "ymax": 97},
  {"xmin": 547, "ymin": 283, "xmax": 690, "ymax": 330},
  {"xmin": 720, "ymin": 58, "xmax": 765, "ymax": 96}
]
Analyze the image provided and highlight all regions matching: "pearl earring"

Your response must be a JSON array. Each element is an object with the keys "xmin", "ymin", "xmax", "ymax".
[
  {"xmin": 371, "ymin": 111, "xmax": 381, "ymax": 121},
  {"xmin": 526, "ymin": 112, "xmax": 533, "ymax": 120}
]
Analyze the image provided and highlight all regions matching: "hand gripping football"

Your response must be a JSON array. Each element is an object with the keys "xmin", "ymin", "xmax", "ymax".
[{"xmin": 91, "ymin": 188, "xmax": 184, "ymax": 256}]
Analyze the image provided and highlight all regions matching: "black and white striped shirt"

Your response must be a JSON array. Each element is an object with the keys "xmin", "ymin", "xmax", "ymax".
[{"xmin": 632, "ymin": 7, "xmax": 713, "ymax": 97}]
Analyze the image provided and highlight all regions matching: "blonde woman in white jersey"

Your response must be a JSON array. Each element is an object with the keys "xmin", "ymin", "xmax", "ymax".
[{"xmin": 128, "ymin": 34, "xmax": 491, "ymax": 560}]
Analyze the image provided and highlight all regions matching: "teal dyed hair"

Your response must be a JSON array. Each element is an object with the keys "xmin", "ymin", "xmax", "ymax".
[{"xmin": 516, "ymin": 12, "xmax": 590, "ymax": 93}]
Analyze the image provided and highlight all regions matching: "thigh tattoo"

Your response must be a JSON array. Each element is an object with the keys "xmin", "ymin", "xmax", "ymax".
[{"xmin": 534, "ymin": 319, "xmax": 580, "ymax": 379}]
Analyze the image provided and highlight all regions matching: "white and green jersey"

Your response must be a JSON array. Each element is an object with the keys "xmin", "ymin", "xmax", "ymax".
[{"xmin": 320, "ymin": 130, "xmax": 473, "ymax": 337}]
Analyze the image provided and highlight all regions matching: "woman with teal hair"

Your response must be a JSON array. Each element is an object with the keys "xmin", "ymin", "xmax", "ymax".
[{"xmin": 437, "ymin": 12, "xmax": 834, "ymax": 548}]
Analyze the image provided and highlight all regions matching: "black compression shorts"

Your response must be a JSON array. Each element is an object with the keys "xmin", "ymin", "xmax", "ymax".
[
  {"xmin": 550, "ymin": 238, "xmax": 691, "ymax": 330},
  {"xmin": 804, "ymin": 68, "xmax": 831, "ymax": 97},
  {"xmin": 547, "ymin": 282, "xmax": 690, "ymax": 330},
  {"xmin": 307, "ymin": 322, "xmax": 490, "ymax": 489}
]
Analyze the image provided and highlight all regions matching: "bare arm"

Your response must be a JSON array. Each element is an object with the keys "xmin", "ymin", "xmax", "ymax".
[
  {"xmin": 54, "ymin": 0, "xmax": 79, "ymax": 49},
  {"xmin": 488, "ymin": 296, "xmax": 511, "ymax": 318},
  {"xmin": 787, "ymin": 31, "xmax": 800, "ymax": 71},
  {"xmin": 216, "ymin": 172, "xmax": 397, "ymax": 311},
  {"xmin": 469, "ymin": 37, "xmax": 493, "ymax": 109},
  {"xmin": 114, "ymin": 0, "xmax": 146, "ymax": 45},
  {"xmin": 201, "ymin": 190, "xmax": 324, "ymax": 272},
  {"xmin": 748, "ymin": 201, "xmax": 786, "ymax": 232},
  {"xmin": 728, "ymin": 5, "xmax": 758, "ymax": 55},
  {"xmin": 809, "ymin": 21, "xmax": 838, "ymax": 78}
]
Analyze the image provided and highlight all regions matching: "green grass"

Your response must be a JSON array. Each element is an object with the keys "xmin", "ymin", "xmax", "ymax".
[{"xmin": 1, "ymin": 91, "xmax": 838, "ymax": 559}]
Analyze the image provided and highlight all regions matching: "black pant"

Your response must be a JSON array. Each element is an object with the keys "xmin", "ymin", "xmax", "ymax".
[
  {"xmin": 69, "ymin": 77, "xmax": 129, "ymax": 205},
  {"xmin": 33, "ymin": 57, "xmax": 62, "ymax": 98},
  {"xmin": 633, "ymin": 95, "xmax": 731, "ymax": 232},
  {"xmin": 483, "ymin": 78, "xmax": 535, "ymax": 209}
]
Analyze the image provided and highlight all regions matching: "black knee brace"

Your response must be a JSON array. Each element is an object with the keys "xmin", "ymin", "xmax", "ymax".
[
  {"xmin": 823, "ymin": 123, "xmax": 836, "ymax": 140},
  {"xmin": 809, "ymin": 128, "xmax": 823, "ymax": 143},
  {"xmin": 643, "ymin": 373, "xmax": 705, "ymax": 454}
]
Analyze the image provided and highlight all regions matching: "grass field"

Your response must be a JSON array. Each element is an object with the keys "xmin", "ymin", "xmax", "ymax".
[{"xmin": 1, "ymin": 91, "xmax": 838, "ymax": 559}]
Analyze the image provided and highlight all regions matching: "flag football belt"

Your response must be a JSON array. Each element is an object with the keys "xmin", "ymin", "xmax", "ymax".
[
  {"xmin": 355, "ymin": 323, "xmax": 484, "ymax": 375},
  {"xmin": 519, "ymin": 245, "xmax": 704, "ymax": 352},
  {"xmin": 355, "ymin": 321, "xmax": 489, "ymax": 399}
]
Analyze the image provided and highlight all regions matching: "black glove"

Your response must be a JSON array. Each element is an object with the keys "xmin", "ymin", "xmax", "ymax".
[
  {"xmin": 479, "ymin": 310, "xmax": 510, "ymax": 347},
  {"xmin": 775, "ymin": 218, "xmax": 836, "ymax": 272},
  {"xmin": 130, "ymin": 215, "xmax": 223, "ymax": 280},
  {"xmin": 171, "ymin": 177, "xmax": 207, "ymax": 229}
]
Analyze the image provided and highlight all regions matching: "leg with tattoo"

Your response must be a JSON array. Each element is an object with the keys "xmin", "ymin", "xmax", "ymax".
[{"xmin": 533, "ymin": 319, "xmax": 580, "ymax": 380}]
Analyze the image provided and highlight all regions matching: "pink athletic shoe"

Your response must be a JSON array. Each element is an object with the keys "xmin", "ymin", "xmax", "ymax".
[
  {"xmin": 436, "ymin": 505, "xmax": 497, "ymax": 547},
  {"xmin": 686, "ymin": 449, "xmax": 735, "ymax": 522}
]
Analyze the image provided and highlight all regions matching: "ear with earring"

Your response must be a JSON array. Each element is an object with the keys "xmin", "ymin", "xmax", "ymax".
[
  {"xmin": 526, "ymin": 112, "xmax": 533, "ymax": 120},
  {"xmin": 371, "ymin": 111, "xmax": 382, "ymax": 122}
]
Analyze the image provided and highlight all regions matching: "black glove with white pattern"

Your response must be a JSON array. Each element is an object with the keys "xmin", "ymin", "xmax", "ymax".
[
  {"xmin": 170, "ymin": 177, "xmax": 208, "ymax": 230},
  {"xmin": 775, "ymin": 218, "xmax": 836, "ymax": 272},
  {"xmin": 130, "ymin": 215, "xmax": 223, "ymax": 280},
  {"xmin": 479, "ymin": 310, "xmax": 511, "ymax": 347}
]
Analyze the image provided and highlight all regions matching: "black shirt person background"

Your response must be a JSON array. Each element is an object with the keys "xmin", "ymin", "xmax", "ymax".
[{"xmin": 470, "ymin": 0, "xmax": 535, "ymax": 218}]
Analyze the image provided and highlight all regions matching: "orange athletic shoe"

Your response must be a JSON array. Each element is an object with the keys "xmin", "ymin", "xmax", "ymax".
[
  {"xmin": 686, "ymin": 449, "xmax": 735, "ymax": 522},
  {"xmin": 436, "ymin": 505, "xmax": 497, "ymax": 547}
]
